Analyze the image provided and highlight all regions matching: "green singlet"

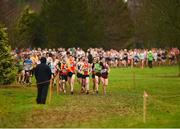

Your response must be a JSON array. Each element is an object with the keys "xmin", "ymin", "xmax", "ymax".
[
  {"xmin": 148, "ymin": 52, "xmax": 153, "ymax": 61},
  {"xmin": 94, "ymin": 63, "xmax": 102, "ymax": 73}
]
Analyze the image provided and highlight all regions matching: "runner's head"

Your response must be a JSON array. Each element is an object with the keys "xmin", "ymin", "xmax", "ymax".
[
  {"xmin": 85, "ymin": 57, "xmax": 88, "ymax": 63},
  {"xmin": 93, "ymin": 57, "xmax": 97, "ymax": 63}
]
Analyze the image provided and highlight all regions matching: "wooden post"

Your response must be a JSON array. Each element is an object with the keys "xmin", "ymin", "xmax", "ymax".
[
  {"xmin": 143, "ymin": 91, "xmax": 148, "ymax": 123},
  {"xmin": 56, "ymin": 73, "xmax": 60, "ymax": 94},
  {"xmin": 48, "ymin": 79, "xmax": 52, "ymax": 104}
]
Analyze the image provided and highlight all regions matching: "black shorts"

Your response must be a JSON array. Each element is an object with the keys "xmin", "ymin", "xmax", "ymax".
[
  {"xmin": 95, "ymin": 72, "xmax": 101, "ymax": 77},
  {"xmin": 170, "ymin": 56, "xmax": 175, "ymax": 61},
  {"xmin": 25, "ymin": 70, "xmax": 32, "ymax": 76},
  {"xmin": 158, "ymin": 58, "xmax": 161, "ymax": 61},
  {"xmin": 101, "ymin": 72, "xmax": 108, "ymax": 79},
  {"xmin": 92, "ymin": 74, "xmax": 95, "ymax": 78},
  {"xmin": 82, "ymin": 75, "xmax": 89, "ymax": 79},
  {"xmin": 68, "ymin": 72, "xmax": 74, "ymax": 78},
  {"xmin": 106, "ymin": 57, "xmax": 111, "ymax": 62},
  {"xmin": 77, "ymin": 73, "xmax": 83, "ymax": 78},
  {"xmin": 60, "ymin": 75, "xmax": 67, "ymax": 81},
  {"xmin": 123, "ymin": 58, "xmax": 128, "ymax": 62}
]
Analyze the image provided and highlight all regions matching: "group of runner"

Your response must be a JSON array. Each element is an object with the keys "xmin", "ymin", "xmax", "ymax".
[
  {"xmin": 13, "ymin": 47, "xmax": 179, "ymax": 95},
  {"xmin": 14, "ymin": 48, "xmax": 110, "ymax": 95},
  {"xmin": 95, "ymin": 47, "xmax": 179, "ymax": 68}
]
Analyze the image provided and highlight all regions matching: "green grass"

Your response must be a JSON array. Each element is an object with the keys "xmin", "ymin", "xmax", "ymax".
[{"xmin": 0, "ymin": 66, "xmax": 180, "ymax": 127}]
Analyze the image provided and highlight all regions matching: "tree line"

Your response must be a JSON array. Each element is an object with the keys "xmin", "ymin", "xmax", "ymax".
[{"xmin": 0, "ymin": 0, "xmax": 180, "ymax": 49}]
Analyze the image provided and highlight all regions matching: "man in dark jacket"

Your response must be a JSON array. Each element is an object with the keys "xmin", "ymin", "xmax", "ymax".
[{"xmin": 35, "ymin": 57, "xmax": 52, "ymax": 104}]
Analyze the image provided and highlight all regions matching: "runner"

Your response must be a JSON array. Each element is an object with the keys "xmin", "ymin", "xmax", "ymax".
[
  {"xmin": 67, "ymin": 54, "xmax": 76, "ymax": 94},
  {"xmin": 59, "ymin": 58, "xmax": 68, "ymax": 93},
  {"xmin": 76, "ymin": 57, "xmax": 84, "ymax": 92},
  {"xmin": 82, "ymin": 57, "xmax": 91, "ymax": 94},
  {"xmin": 139, "ymin": 49, "xmax": 145, "ymax": 69},
  {"xmin": 91, "ymin": 58, "xmax": 96, "ymax": 93},
  {"xmin": 16, "ymin": 56, "xmax": 24, "ymax": 84},
  {"xmin": 94, "ymin": 57, "xmax": 102, "ymax": 95},
  {"xmin": 23, "ymin": 55, "xmax": 33, "ymax": 85},
  {"xmin": 100, "ymin": 59, "xmax": 110, "ymax": 96}
]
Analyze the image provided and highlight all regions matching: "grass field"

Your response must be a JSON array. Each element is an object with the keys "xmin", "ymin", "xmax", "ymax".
[{"xmin": 0, "ymin": 66, "xmax": 180, "ymax": 128}]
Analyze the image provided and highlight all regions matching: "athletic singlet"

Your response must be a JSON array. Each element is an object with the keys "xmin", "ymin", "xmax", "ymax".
[
  {"xmin": 67, "ymin": 59, "xmax": 76, "ymax": 73},
  {"xmin": 101, "ymin": 64, "xmax": 109, "ymax": 74},
  {"xmin": 76, "ymin": 62, "xmax": 83, "ymax": 74},
  {"xmin": 61, "ymin": 64, "xmax": 67, "ymax": 75},
  {"xmin": 94, "ymin": 63, "xmax": 102, "ymax": 73},
  {"xmin": 24, "ymin": 59, "xmax": 33, "ymax": 71},
  {"xmin": 83, "ymin": 63, "xmax": 90, "ymax": 75},
  {"xmin": 31, "ymin": 56, "xmax": 37, "ymax": 68},
  {"xmin": 50, "ymin": 62, "xmax": 55, "ymax": 74}
]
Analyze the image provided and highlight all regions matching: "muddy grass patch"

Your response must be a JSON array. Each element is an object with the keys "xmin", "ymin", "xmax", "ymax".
[{"xmin": 22, "ymin": 103, "xmax": 135, "ymax": 128}]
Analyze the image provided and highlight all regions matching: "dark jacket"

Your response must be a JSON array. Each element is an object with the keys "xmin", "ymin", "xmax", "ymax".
[{"xmin": 35, "ymin": 62, "xmax": 52, "ymax": 84}]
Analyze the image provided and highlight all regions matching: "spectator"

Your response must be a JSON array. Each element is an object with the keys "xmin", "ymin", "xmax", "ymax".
[{"xmin": 35, "ymin": 57, "xmax": 52, "ymax": 104}]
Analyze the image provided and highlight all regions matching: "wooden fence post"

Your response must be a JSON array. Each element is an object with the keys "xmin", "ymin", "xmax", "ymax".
[
  {"xmin": 56, "ymin": 73, "xmax": 60, "ymax": 94},
  {"xmin": 48, "ymin": 79, "xmax": 53, "ymax": 104}
]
